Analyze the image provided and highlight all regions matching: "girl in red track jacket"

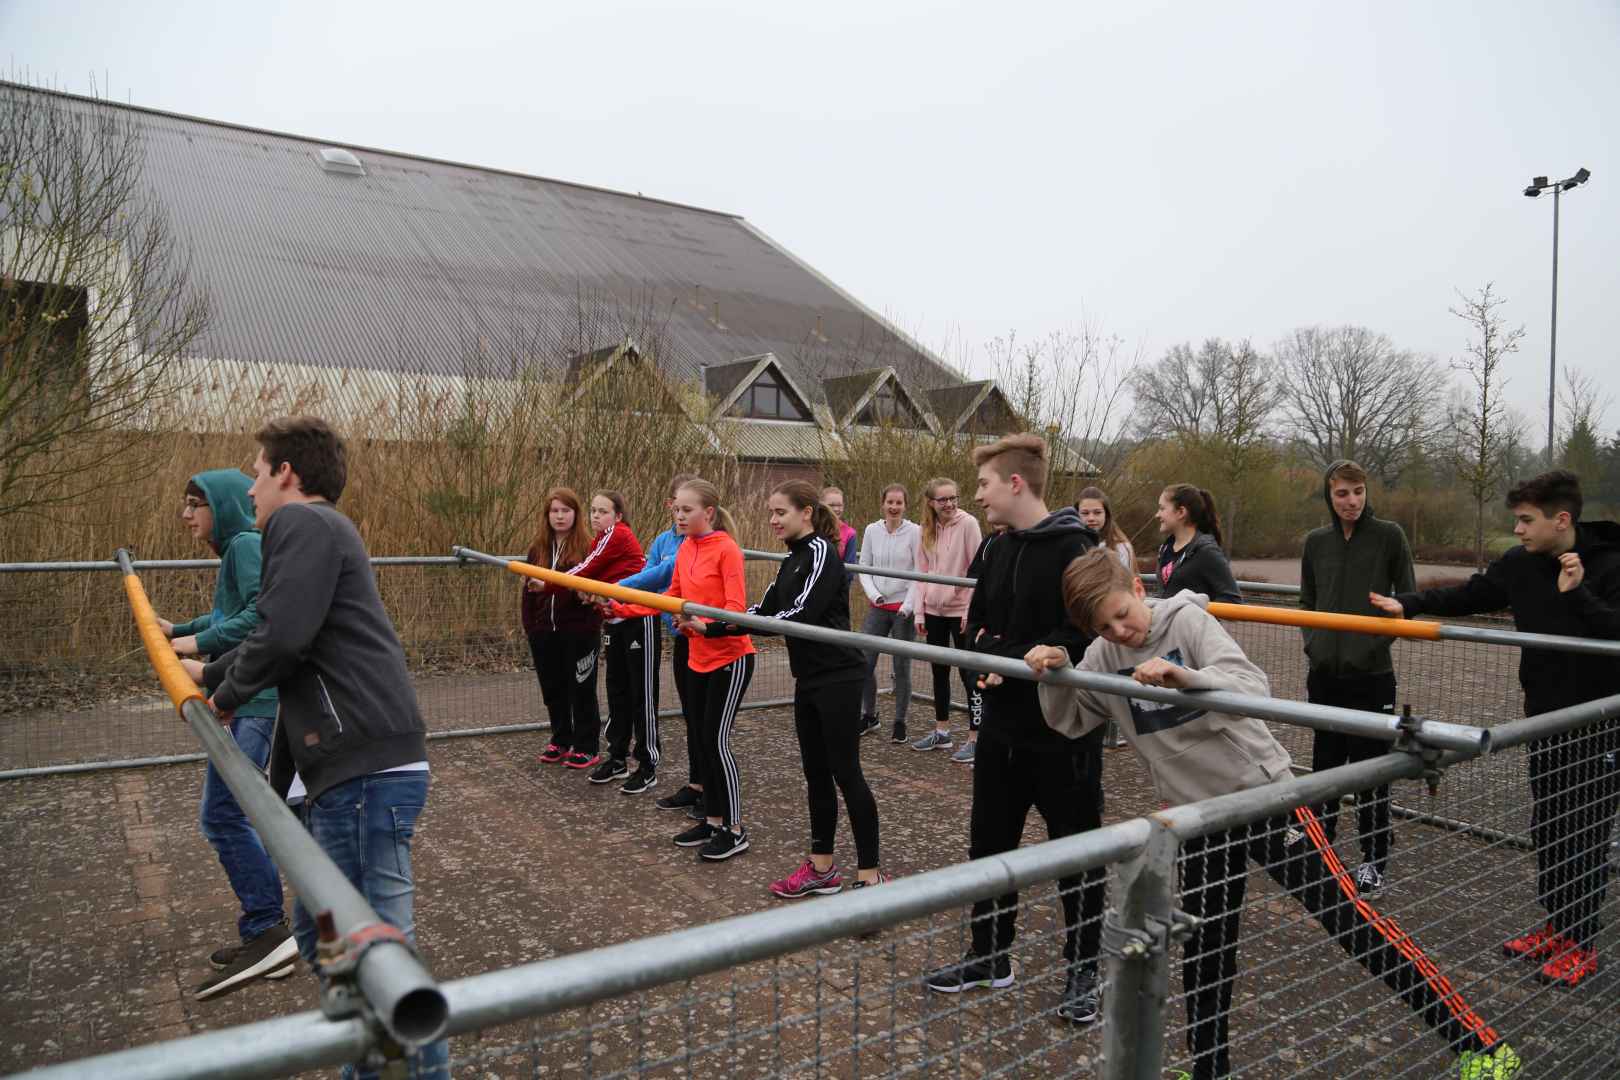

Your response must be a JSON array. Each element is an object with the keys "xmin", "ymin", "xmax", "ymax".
[{"xmin": 572, "ymin": 492, "xmax": 659, "ymax": 791}]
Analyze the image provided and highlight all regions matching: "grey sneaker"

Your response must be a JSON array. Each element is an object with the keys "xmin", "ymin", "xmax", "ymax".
[
  {"xmin": 950, "ymin": 741, "xmax": 976, "ymax": 764},
  {"xmin": 911, "ymin": 730, "xmax": 953, "ymax": 752}
]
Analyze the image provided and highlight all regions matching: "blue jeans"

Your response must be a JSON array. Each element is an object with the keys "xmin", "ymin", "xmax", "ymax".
[
  {"xmin": 199, "ymin": 715, "xmax": 285, "ymax": 940},
  {"xmin": 293, "ymin": 770, "xmax": 449, "ymax": 1079}
]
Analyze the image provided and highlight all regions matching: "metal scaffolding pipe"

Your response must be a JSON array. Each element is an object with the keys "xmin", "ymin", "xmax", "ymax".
[
  {"xmin": 114, "ymin": 550, "xmax": 447, "ymax": 1049},
  {"xmin": 452, "ymin": 546, "xmax": 1488, "ymax": 754}
]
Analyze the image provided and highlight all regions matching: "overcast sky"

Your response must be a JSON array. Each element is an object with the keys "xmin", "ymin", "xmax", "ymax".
[{"xmin": 7, "ymin": 0, "xmax": 1617, "ymax": 441}]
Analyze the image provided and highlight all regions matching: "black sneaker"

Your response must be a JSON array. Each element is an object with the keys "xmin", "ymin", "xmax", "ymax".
[
  {"xmin": 196, "ymin": 922, "xmax": 299, "ymax": 1000},
  {"xmin": 698, "ymin": 825, "xmax": 750, "ymax": 861},
  {"xmin": 1057, "ymin": 963, "xmax": 1101, "ymax": 1024},
  {"xmin": 656, "ymin": 785, "xmax": 702, "ymax": 811},
  {"xmin": 925, "ymin": 953, "xmax": 1014, "ymax": 993},
  {"xmin": 674, "ymin": 821, "xmax": 717, "ymax": 847},
  {"xmin": 890, "ymin": 721, "xmax": 908, "ymax": 744},
  {"xmin": 686, "ymin": 803, "xmax": 708, "ymax": 821},
  {"xmin": 621, "ymin": 769, "xmax": 657, "ymax": 795},
  {"xmin": 861, "ymin": 714, "xmax": 881, "ymax": 737},
  {"xmin": 589, "ymin": 758, "xmax": 629, "ymax": 785},
  {"xmin": 210, "ymin": 941, "xmax": 296, "ymax": 979}
]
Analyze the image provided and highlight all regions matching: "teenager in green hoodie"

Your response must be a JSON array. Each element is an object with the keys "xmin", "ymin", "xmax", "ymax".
[
  {"xmin": 1299, "ymin": 460, "xmax": 1415, "ymax": 895},
  {"xmin": 158, "ymin": 469, "xmax": 296, "ymax": 999}
]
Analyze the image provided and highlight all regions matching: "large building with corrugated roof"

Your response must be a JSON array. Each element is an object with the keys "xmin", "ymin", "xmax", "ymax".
[{"xmin": 5, "ymin": 81, "xmax": 1038, "ymax": 479}]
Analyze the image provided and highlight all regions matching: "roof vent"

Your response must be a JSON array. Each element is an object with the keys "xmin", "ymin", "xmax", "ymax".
[{"xmin": 316, "ymin": 147, "xmax": 365, "ymax": 176}]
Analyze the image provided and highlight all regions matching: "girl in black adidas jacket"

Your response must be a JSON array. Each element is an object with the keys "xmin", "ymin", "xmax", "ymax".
[{"xmin": 709, "ymin": 479, "xmax": 886, "ymax": 897}]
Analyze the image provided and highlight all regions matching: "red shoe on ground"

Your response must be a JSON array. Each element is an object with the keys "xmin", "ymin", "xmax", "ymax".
[
  {"xmin": 1538, "ymin": 943, "xmax": 1599, "ymax": 987},
  {"xmin": 564, "ymin": 751, "xmax": 601, "ymax": 770},
  {"xmin": 1503, "ymin": 923, "xmax": 1561, "ymax": 961},
  {"xmin": 538, "ymin": 743, "xmax": 565, "ymax": 765}
]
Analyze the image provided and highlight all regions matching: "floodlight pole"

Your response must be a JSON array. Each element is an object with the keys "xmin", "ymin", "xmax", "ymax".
[{"xmin": 1524, "ymin": 168, "xmax": 1591, "ymax": 466}]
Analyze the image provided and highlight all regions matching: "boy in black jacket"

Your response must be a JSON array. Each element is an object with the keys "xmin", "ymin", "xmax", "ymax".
[
  {"xmin": 1300, "ymin": 460, "xmax": 1416, "ymax": 895},
  {"xmin": 187, "ymin": 417, "xmax": 446, "ymax": 1076},
  {"xmin": 1372, "ymin": 470, "xmax": 1620, "ymax": 988},
  {"xmin": 923, "ymin": 434, "xmax": 1105, "ymax": 1025}
]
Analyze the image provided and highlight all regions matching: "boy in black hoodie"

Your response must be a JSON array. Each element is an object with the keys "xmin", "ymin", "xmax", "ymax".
[
  {"xmin": 923, "ymin": 434, "xmax": 1105, "ymax": 1025},
  {"xmin": 1300, "ymin": 460, "xmax": 1416, "ymax": 895},
  {"xmin": 1372, "ymin": 470, "xmax": 1620, "ymax": 989},
  {"xmin": 187, "ymin": 417, "xmax": 446, "ymax": 1076}
]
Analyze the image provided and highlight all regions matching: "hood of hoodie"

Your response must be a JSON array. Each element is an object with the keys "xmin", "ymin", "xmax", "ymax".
[
  {"xmin": 191, "ymin": 469, "xmax": 258, "ymax": 553},
  {"xmin": 1321, "ymin": 459, "xmax": 1377, "ymax": 533},
  {"xmin": 1578, "ymin": 520, "xmax": 1620, "ymax": 553},
  {"xmin": 1142, "ymin": 590, "xmax": 1210, "ymax": 649},
  {"xmin": 1009, "ymin": 505, "xmax": 1098, "ymax": 545}
]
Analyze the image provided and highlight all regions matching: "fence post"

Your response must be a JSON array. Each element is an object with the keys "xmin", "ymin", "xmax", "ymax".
[{"xmin": 1101, "ymin": 822, "xmax": 1179, "ymax": 1080}]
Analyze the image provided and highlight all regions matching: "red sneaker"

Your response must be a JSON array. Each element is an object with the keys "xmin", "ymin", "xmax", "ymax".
[
  {"xmin": 538, "ymin": 743, "xmax": 565, "ymax": 765},
  {"xmin": 1503, "ymin": 923, "xmax": 1561, "ymax": 961},
  {"xmin": 1538, "ymin": 943, "xmax": 1598, "ymax": 987},
  {"xmin": 564, "ymin": 751, "xmax": 601, "ymax": 770}
]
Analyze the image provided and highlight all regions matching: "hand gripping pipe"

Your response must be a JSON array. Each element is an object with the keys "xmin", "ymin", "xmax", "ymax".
[
  {"xmin": 114, "ymin": 549, "xmax": 448, "ymax": 1052},
  {"xmin": 743, "ymin": 550, "xmax": 1620, "ymax": 658},
  {"xmin": 452, "ymin": 547, "xmax": 1487, "ymax": 754}
]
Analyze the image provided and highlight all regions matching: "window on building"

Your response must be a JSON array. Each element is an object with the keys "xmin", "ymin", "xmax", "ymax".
[
  {"xmin": 855, "ymin": 382, "xmax": 924, "ymax": 428},
  {"xmin": 728, "ymin": 369, "xmax": 810, "ymax": 420}
]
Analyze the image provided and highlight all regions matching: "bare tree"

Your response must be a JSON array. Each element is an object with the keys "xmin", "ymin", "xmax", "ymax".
[
  {"xmin": 1273, "ymin": 325, "xmax": 1442, "ymax": 484},
  {"xmin": 0, "ymin": 81, "xmax": 209, "ymax": 519},
  {"xmin": 1557, "ymin": 366, "xmax": 1612, "ymax": 482},
  {"xmin": 1448, "ymin": 284, "xmax": 1525, "ymax": 568},
  {"xmin": 1127, "ymin": 338, "xmax": 1281, "ymax": 549},
  {"xmin": 989, "ymin": 324, "xmax": 1144, "ymax": 496}
]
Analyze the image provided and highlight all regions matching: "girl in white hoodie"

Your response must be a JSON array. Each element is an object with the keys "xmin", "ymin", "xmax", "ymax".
[
  {"xmin": 1011, "ymin": 549, "xmax": 1518, "ymax": 1080},
  {"xmin": 856, "ymin": 484, "xmax": 921, "ymax": 739}
]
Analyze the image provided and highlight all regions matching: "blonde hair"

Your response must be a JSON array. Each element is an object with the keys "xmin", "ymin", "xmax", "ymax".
[
  {"xmin": 972, "ymin": 432, "xmax": 1049, "ymax": 498},
  {"xmin": 920, "ymin": 475, "xmax": 958, "ymax": 554},
  {"xmin": 1061, "ymin": 548, "xmax": 1136, "ymax": 631},
  {"xmin": 677, "ymin": 478, "xmax": 737, "ymax": 534}
]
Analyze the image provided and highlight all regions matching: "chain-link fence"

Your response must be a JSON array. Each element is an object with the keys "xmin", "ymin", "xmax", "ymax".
[{"xmin": 7, "ymin": 554, "xmax": 1619, "ymax": 1080}]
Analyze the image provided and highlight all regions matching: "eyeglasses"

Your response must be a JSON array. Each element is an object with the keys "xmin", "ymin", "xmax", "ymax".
[
  {"xmin": 181, "ymin": 499, "xmax": 208, "ymax": 514},
  {"xmin": 931, "ymin": 496, "xmax": 960, "ymax": 505}
]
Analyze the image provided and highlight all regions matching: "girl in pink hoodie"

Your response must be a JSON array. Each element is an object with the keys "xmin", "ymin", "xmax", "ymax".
[{"xmin": 910, "ymin": 476, "xmax": 983, "ymax": 760}]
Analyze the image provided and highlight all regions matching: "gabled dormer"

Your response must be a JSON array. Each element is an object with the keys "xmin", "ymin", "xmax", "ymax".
[
  {"xmin": 822, "ymin": 368, "xmax": 937, "ymax": 433},
  {"xmin": 925, "ymin": 381, "xmax": 1021, "ymax": 437},
  {"xmin": 562, "ymin": 338, "xmax": 689, "ymax": 415},
  {"xmin": 705, "ymin": 353, "xmax": 817, "ymax": 423}
]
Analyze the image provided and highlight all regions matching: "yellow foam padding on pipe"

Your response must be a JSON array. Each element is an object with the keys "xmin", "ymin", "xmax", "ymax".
[
  {"xmin": 1208, "ymin": 602, "xmax": 1442, "ymax": 641},
  {"xmin": 505, "ymin": 560, "xmax": 686, "ymax": 615},
  {"xmin": 121, "ymin": 573, "xmax": 206, "ymax": 712}
]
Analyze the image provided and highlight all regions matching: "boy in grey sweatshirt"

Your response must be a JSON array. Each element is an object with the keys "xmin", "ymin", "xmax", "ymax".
[{"xmin": 1018, "ymin": 550, "xmax": 1517, "ymax": 1080}]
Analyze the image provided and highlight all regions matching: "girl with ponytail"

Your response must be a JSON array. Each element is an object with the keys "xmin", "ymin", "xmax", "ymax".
[
  {"xmin": 606, "ymin": 478, "xmax": 755, "ymax": 860},
  {"xmin": 709, "ymin": 480, "xmax": 887, "ymax": 895},
  {"xmin": 1154, "ymin": 483, "xmax": 1241, "ymax": 604},
  {"xmin": 1076, "ymin": 486, "xmax": 1135, "ymax": 571}
]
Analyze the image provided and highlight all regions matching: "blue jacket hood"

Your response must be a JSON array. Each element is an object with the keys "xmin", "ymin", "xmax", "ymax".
[{"xmin": 190, "ymin": 469, "xmax": 258, "ymax": 553}]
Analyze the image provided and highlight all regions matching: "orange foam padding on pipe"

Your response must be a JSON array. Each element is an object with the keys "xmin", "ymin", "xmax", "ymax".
[
  {"xmin": 1208, "ymin": 602, "xmax": 1442, "ymax": 641},
  {"xmin": 505, "ymin": 560, "xmax": 686, "ymax": 615},
  {"xmin": 122, "ymin": 573, "xmax": 206, "ymax": 712}
]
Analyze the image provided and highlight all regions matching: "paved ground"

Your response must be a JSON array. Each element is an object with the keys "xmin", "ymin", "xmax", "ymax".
[{"xmin": 4, "ymin": 669, "xmax": 1617, "ymax": 1078}]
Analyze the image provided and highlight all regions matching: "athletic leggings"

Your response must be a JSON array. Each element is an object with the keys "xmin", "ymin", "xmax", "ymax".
[
  {"xmin": 1179, "ymin": 806, "xmax": 1500, "ymax": 1080},
  {"xmin": 528, "ymin": 629, "xmax": 600, "ymax": 753},
  {"xmin": 671, "ymin": 633, "xmax": 697, "ymax": 786},
  {"xmin": 923, "ymin": 614, "xmax": 981, "ymax": 730},
  {"xmin": 796, "ymin": 680, "xmax": 880, "ymax": 869},
  {"xmin": 688, "ymin": 653, "xmax": 754, "ymax": 827},
  {"xmin": 604, "ymin": 616, "xmax": 660, "ymax": 771}
]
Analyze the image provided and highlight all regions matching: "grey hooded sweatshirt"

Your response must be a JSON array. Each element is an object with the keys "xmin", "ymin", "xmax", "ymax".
[{"xmin": 1037, "ymin": 591, "xmax": 1293, "ymax": 806}]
